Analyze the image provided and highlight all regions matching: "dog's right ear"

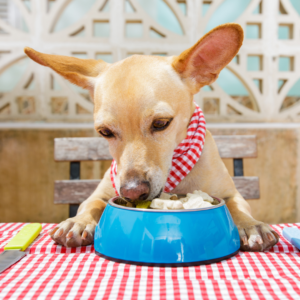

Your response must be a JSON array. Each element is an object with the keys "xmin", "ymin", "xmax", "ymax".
[
  {"xmin": 172, "ymin": 23, "xmax": 243, "ymax": 94},
  {"xmin": 24, "ymin": 47, "xmax": 109, "ymax": 91}
]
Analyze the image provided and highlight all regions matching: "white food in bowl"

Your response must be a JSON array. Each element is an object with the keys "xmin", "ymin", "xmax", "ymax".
[
  {"xmin": 150, "ymin": 199, "xmax": 184, "ymax": 210},
  {"xmin": 150, "ymin": 190, "xmax": 214, "ymax": 210}
]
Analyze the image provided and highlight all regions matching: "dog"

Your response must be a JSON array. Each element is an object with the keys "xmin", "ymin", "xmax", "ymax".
[{"xmin": 25, "ymin": 23, "xmax": 279, "ymax": 251}]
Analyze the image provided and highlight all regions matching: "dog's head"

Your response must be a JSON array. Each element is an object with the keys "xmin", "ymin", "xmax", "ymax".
[{"xmin": 25, "ymin": 24, "xmax": 243, "ymax": 201}]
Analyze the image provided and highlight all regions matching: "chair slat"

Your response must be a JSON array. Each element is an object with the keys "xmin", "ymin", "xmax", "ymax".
[
  {"xmin": 54, "ymin": 135, "xmax": 257, "ymax": 161},
  {"xmin": 54, "ymin": 180, "xmax": 101, "ymax": 204},
  {"xmin": 213, "ymin": 135, "xmax": 257, "ymax": 158},
  {"xmin": 54, "ymin": 176, "xmax": 259, "ymax": 204},
  {"xmin": 232, "ymin": 176, "xmax": 260, "ymax": 199},
  {"xmin": 54, "ymin": 138, "xmax": 112, "ymax": 161}
]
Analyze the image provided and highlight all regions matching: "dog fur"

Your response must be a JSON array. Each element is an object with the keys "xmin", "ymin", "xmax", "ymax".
[{"xmin": 25, "ymin": 23, "xmax": 279, "ymax": 251}]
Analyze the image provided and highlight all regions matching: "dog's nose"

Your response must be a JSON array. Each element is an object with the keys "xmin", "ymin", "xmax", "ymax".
[{"xmin": 120, "ymin": 180, "xmax": 150, "ymax": 201}]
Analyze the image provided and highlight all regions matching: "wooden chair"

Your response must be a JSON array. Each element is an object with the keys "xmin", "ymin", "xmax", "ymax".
[{"xmin": 54, "ymin": 136, "xmax": 259, "ymax": 217}]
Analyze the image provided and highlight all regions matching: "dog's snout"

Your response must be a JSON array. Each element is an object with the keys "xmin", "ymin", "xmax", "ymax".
[{"xmin": 120, "ymin": 180, "xmax": 150, "ymax": 201}]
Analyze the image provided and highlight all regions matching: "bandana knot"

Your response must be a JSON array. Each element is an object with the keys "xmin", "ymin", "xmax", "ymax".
[{"xmin": 110, "ymin": 104, "xmax": 206, "ymax": 195}]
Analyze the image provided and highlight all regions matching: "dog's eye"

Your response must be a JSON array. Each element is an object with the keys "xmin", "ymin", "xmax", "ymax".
[
  {"xmin": 152, "ymin": 119, "xmax": 172, "ymax": 131},
  {"xmin": 99, "ymin": 128, "xmax": 114, "ymax": 138}
]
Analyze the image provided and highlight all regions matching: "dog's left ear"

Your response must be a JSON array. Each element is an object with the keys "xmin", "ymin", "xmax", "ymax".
[
  {"xmin": 24, "ymin": 47, "xmax": 109, "ymax": 91},
  {"xmin": 172, "ymin": 23, "xmax": 243, "ymax": 94}
]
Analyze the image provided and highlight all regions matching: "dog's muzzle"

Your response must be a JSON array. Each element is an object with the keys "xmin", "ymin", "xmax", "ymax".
[{"xmin": 120, "ymin": 180, "xmax": 150, "ymax": 202}]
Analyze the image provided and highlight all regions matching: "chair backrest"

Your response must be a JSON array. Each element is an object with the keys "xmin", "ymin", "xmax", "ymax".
[{"xmin": 54, "ymin": 136, "xmax": 259, "ymax": 206}]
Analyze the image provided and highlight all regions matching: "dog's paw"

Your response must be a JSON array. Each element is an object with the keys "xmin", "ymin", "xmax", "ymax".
[
  {"xmin": 237, "ymin": 221, "xmax": 280, "ymax": 252},
  {"xmin": 48, "ymin": 216, "xmax": 96, "ymax": 247}
]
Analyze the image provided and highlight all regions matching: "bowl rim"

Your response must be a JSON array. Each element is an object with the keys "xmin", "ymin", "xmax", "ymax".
[{"xmin": 108, "ymin": 196, "xmax": 225, "ymax": 212}]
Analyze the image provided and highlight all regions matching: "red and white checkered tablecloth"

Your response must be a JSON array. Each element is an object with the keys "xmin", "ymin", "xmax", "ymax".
[{"xmin": 0, "ymin": 223, "xmax": 299, "ymax": 300}]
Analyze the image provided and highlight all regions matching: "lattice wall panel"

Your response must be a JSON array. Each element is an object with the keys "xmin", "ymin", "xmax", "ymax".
[{"xmin": 0, "ymin": 0, "xmax": 300, "ymax": 122}]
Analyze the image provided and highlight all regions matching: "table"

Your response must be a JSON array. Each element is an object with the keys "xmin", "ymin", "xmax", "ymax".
[{"xmin": 0, "ymin": 223, "xmax": 299, "ymax": 300}]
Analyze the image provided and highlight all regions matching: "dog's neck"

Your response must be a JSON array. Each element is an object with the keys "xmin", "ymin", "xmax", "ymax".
[{"xmin": 163, "ymin": 104, "xmax": 206, "ymax": 192}]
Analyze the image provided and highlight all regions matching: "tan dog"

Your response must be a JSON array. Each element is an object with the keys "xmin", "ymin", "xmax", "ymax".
[{"xmin": 25, "ymin": 23, "xmax": 279, "ymax": 251}]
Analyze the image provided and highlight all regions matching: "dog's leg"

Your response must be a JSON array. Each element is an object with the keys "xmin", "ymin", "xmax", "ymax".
[
  {"xmin": 225, "ymin": 193, "xmax": 280, "ymax": 251},
  {"xmin": 178, "ymin": 130, "xmax": 280, "ymax": 252},
  {"xmin": 49, "ymin": 168, "xmax": 115, "ymax": 247}
]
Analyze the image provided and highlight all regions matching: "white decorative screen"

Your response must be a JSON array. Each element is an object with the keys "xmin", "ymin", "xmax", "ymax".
[{"xmin": 0, "ymin": 0, "xmax": 299, "ymax": 122}]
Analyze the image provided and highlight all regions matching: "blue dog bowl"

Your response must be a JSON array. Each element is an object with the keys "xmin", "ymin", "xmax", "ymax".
[{"xmin": 94, "ymin": 196, "xmax": 240, "ymax": 266}]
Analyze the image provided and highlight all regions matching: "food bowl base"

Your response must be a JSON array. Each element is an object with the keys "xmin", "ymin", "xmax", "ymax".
[{"xmin": 95, "ymin": 249, "xmax": 240, "ymax": 267}]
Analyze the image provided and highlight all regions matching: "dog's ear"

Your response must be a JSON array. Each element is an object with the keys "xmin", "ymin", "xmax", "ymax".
[
  {"xmin": 172, "ymin": 23, "xmax": 243, "ymax": 94},
  {"xmin": 24, "ymin": 47, "xmax": 109, "ymax": 90}
]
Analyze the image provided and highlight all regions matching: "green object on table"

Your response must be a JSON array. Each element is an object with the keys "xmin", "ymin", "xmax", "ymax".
[
  {"xmin": 0, "ymin": 223, "xmax": 42, "ymax": 274},
  {"xmin": 136, "ymin": 201, "xmax": 152, "ymax": 209},
  {"xmin": 4, "ymin": 223, "xmax": 42, "ymax": 251}
]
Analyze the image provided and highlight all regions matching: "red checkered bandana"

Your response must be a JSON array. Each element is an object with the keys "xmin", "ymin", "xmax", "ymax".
[{"xmin": 110, "ymin": 104, "xmax": 206, "ymax": 195}]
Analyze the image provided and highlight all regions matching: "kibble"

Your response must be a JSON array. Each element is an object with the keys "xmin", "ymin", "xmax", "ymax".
[{"xmin": 114, "ymin": 190, "xmax": 218, "ymax": 210}]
